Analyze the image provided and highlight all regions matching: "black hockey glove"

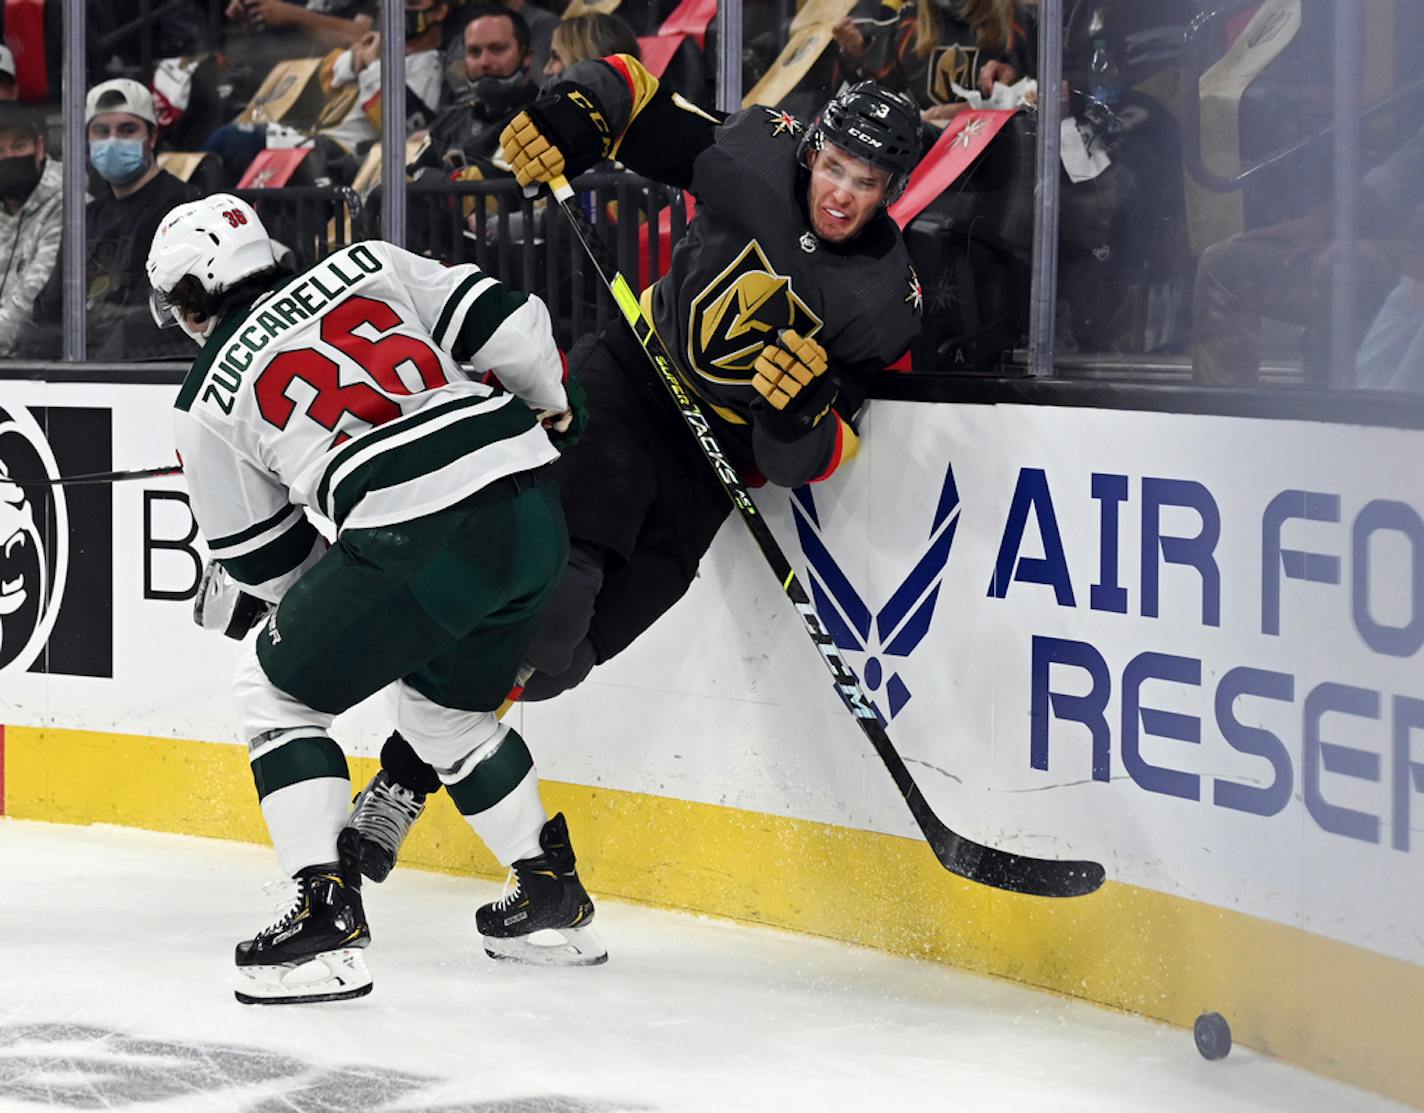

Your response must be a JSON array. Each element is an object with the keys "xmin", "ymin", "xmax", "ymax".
[
  {"xmin": 750, "ymin": 330, "xmax": 839, "ymax": 439},
  {"xmin": 194, "ymin": 558, "xmax": 271, "ymax": 640},
  {"xmin": 501, "ymin": 84, "xmax": 613, "ymax": 190}
]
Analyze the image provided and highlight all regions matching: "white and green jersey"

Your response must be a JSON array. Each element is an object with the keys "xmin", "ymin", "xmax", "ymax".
[{"xmin": 174, "ymin": 240, "xmax": 566, "ymax": 603}]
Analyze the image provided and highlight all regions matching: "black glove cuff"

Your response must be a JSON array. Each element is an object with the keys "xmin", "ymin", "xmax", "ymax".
[
  {"xmin": 224, "ymin": 592, "xmax": 271, "ymax": 640},
  {"xmin": 751, "ymin": 374, "xmax": 839, "ymax": 440},
  {"xmin": 551, "ymin": 374, "xmax": 589, "ymax": 449},
  {"xmin": 528, "ymin": 84, "xmax": 614, "ymax": 178}
]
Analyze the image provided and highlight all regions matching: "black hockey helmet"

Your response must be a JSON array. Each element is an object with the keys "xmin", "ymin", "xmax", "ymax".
[{"xmin": 798, "ymin": 82, "xmax": 921, "ymax": 203}]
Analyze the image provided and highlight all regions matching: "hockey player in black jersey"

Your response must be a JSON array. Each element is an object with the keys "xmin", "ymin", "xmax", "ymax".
[{"xmin": 348, "ymin": 63, "xmax": 924, "ymax": 883}]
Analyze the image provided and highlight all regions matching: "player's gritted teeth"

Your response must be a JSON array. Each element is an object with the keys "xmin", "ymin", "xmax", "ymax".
[{"xmin": 806, "ymin": 144, "xmax": 889, "ymax": 242}]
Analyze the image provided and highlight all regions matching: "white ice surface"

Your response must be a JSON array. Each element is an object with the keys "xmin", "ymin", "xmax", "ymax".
[{"xmin": 0, "ymin": 819, "xmax": 1406, "ymax": 1113}]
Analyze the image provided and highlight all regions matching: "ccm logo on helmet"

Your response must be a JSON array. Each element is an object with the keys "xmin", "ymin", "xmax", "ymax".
[{"xmin": 847, "ymin": 126, "xmax": 885, "ymax": 149}]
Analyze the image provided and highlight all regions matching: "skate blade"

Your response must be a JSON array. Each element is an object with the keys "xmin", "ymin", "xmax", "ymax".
[
  {"xmin": 482, "ymin": 924, "xmax": 608, "ymax": 967},
  {"xmin": 234, "ymin": 948, "xmax": 373, "ymax": 1005}
]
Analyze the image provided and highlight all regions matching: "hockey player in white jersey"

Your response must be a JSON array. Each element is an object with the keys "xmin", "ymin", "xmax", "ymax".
[{"xmin": 147, "ymin": 193, "xmax": 606, "ymax": 1004}]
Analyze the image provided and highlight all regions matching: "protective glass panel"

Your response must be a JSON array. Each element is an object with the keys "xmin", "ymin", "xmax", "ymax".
[
  {"xmin": 0, "ymin": 5, "xmax": 65, "ymax": 359},
  {"xmin": 1051, "ymin": 0, "xmax": 1424, "ymax": 392}
]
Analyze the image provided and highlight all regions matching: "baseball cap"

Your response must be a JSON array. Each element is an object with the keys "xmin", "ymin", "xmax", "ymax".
[
  {"xmin": 0, "ymin": 101, "xmax": 41, "ymax": 139},
  {"xmin": 0, "ymin": 46, "xmax": 15, "ymax": 79},
  {"xmin": 85, "ymin": 78, "xmax": 157, "ymax": 126}
]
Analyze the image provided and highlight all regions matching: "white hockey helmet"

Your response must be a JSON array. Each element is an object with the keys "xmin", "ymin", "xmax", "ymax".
[{"xmin": 146, "ymin": 193, "xmax": 277, "ymax": 345}]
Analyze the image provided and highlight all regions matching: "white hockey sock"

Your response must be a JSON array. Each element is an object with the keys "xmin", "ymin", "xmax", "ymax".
[
  {"xmin": 260, "ymin": 776, "xmax": 352, "ymax": 876},
  {"xmin": 461, "ymin": 767, "xmax": 545, "ymax": 866}
]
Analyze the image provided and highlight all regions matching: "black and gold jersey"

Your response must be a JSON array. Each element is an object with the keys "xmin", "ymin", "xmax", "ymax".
[{"xmin": 550, "ymin": 55, "xmax": 922, "ymax": 486}]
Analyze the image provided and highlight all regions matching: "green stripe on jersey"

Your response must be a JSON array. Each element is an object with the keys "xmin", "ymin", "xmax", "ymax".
[
  {"xmin": 328, "ymin": 400, "xmax": 537, "ymax": 526},
  {"xmin": 223, "ymin": 518, "xmax": 319, "ymax": 588},
  {"xmin": 446, "ymin": 729, "xmax": 535, "ymax": 815},
  {"xmin": 251, "ymin": 736, "xmax": 349, "ymax": 799},
  {"xmin": 434, "ymin": 272, "xmax": 485, "ymax": 343},
  {"xmin": 451, "ymin": 284, "xmax": 530, "ymax": 362},
  {"xmin": 316, "ymin": 394, "xmax": 487, "ymax": 512},
  {"xmin": 174, "ymin": 311, "xmax": 248, "ymax": 413},
  {"xmin": 210, "ymin": 503, "xmax": 298, "ymax": 551}
]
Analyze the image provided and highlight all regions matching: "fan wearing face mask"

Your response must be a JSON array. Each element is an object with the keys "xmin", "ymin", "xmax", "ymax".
[
  {"xmin": 0, "ymin": 104, "xmax": 61, "ymax": 356},
  {"xmin": 421, "ymin": 4, "xmax": 541, "ymax": 169},
  {"xmin": 20, "ymin": 79, "xmax": 199, "ymax": 360}
]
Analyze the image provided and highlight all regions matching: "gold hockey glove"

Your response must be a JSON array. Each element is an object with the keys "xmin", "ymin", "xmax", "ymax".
[
  {"xmin": 500, "ymin": 87, "xmax": 613, "ymax": 189},
  {"xmin": 751, "ymin": 330, "xmax": 837, "ymax": 437}
]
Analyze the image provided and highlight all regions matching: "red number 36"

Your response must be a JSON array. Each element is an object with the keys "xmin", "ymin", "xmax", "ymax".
[{"xmin": 223, "ymin": 208, "xmax": 248, "ymax": 228}]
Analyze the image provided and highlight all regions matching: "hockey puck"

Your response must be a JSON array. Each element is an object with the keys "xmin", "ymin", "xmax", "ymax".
[{"xmin": 1194, "ymin": 1012, "xmax": 1232, "ymax": 1060}]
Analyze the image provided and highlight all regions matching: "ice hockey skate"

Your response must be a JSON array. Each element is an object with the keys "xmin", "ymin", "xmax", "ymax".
[
  {"xmin": 234, "ymin": 833, "xmax": 373, "ymax": 1005},
  {"xmin": 346, "ymin": 769, "xmax": 426, "ymax": 883},
  {"xmin": 476, "ymin": 813, "xmax": 607, "ymax": 966}
]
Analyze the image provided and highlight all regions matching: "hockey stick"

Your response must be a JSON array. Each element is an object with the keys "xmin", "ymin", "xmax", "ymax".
[
  {"xmin": 547, "ymin": 175, "xmax": 1104, "ymax": 898},
  {"xmin": 8, "ymin": 463, "xmax": 184, "ymax": 486}
]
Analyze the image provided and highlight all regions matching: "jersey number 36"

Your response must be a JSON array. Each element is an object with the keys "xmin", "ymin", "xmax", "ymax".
[{"xmin": 256, "ymin": 295, "xmax": 448, "ymax": 432}]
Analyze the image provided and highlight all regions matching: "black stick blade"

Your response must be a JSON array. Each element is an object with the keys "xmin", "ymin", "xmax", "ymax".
[{"xmin": 929, "ymin": 829, "xmax": 1106, "ymax": 898}]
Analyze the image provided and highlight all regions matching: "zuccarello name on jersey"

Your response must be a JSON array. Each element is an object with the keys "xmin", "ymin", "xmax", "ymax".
[{"xmin": 196, "ymin": 244, "xmax": 386, "ymax": 413}]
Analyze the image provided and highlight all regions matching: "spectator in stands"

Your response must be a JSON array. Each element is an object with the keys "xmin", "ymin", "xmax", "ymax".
[
  {"xmin": 225, "ymin": 0, "xmax": 376, "ymax": 50},
  {"xmin": 20, "ymin": 80, "xmax": 199, "ymax": 360},
  {"xmin": 542, "ymin": 13, "xmax": 641, "ymax": 81},
  {"xmin": 1191, "ymin": 121, "xmax": 1424, "ymax": 387},
  {"xmin": 424, "ymin": 5, "xmax": 538, "ymax": 166},
  {"xmin": 834, "ymin": 0, "xmax": 1036, "ymax": 126},
  {"xmin": 204, "ymin": 0, "xmax": 449, "ymax": 187},
  {"xmin": 0, "ymin": 104, "xmax": 61, "ymax": 357},
  {"xmin": 444, "ymin": 0, "xmax": 558, "ymax": 88},
  {"xmin": 0, "ymin": 48, "xmax": 17, "ymax": 102},
  {"xmin": 91, "ymin": 3, "xmax": 205, "ymax": 73},
  {"xmin": 316, "ymin": 0, "xmax": 450, "ymax": 151},
  {"xmin": 220, "ymin": 0, "xmax": 377, "ymax": 88}
]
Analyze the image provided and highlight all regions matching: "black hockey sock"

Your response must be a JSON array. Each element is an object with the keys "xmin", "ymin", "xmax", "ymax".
[{"xmin": 379, "ymin": 731, "xmax": 443, "ymax": 796}]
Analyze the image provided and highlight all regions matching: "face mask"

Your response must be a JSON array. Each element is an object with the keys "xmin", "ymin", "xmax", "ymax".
[
  {"xmin": 405, "ymin": 7, "xmax": 440, "ymax": 37},
  {"xmin": 89, "ymin": 137, "xmax": 148, "ymax": 185},
  {"xmin": 0, "ymin": 153, "xmax": 40, "ymax": 202},
  {"xmin": 469, "ymin": 72, "xmax": 534, "ymax": 117}
]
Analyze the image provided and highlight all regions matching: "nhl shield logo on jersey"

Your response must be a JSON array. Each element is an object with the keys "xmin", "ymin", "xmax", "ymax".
[
  {"xmin": 687, "ymin": 240, "xmax": 822, "ymax": 382},
  {"xmin": 0, "ymin": 405, "xmax": 68, "ymax": 675}
]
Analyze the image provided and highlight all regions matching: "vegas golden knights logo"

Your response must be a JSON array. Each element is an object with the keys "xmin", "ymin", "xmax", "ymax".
[
  {"xmin": 686, "ymin": 240, "xmax": 821, "ymax": 384},
  {"xmin": 928, "ymin": 44, "xmax": 980, "ymax": 105}
]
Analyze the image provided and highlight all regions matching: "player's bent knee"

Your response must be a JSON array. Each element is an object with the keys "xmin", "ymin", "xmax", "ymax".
[
  {"xmin": 234, "ymin": 637, "xmax": 336, "ymax": 747},
  {"xmin": 394, "ymin": 680, "xmax": 505, "ymax": 778}
]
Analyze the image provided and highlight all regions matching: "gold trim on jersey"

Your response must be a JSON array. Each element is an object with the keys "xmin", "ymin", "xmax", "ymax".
[
  {"xmin": 640, "ymin": 286, "xmax": 748, "ymax": 426},
  {"xmin": 685, "ymin": 240, "xmax": 822, "ymax": 388},
  {"xmin": 606, "ymin": 54, "xmax": 664, "ymax": 159}
]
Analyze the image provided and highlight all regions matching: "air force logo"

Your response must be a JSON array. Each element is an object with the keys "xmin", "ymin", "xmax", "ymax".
[
  {"xmin": 791, "ymin": 463, "xmax": 960, "ymax": 721},
  {"xmin": 0, "ymin": 405, "xmax": 68, "ymax": 674}
]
